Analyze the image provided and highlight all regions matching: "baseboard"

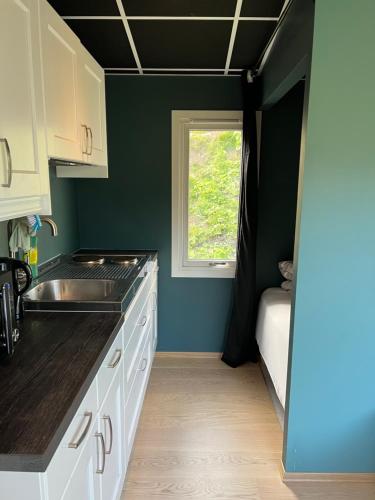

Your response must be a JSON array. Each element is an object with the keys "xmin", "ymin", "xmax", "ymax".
[
  {"xmin": 155, "ymin": 351, "xmax": 222, "ymax": 359},
  {"xmin": 280, "ymin": 461, "xmax": 375, "ymax": 483}
]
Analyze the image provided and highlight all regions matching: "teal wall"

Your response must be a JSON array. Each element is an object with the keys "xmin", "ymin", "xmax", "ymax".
[
  {"xmin": 0, "ymin": 167, "xmax": 79, "ymax": 262},
  {"xmin": 284, "ymin": 0, "xmax": 375, "ymax": 472},
  {"xmin": 256, "ymin": 81, "xmax": 304, "ymax": 296},
  {"xmin": 76, "ymin": 76, "xmax": 243, "ymax": 352}
]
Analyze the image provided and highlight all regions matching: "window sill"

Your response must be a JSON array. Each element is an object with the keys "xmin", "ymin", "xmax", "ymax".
[{"xmin": 171, "ymin": 265, "xmax": 235, "ymax": 279}]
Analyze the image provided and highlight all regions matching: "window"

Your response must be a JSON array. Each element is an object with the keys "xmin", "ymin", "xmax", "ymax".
[{"xmin": 172, "ymin": 110, "xmax": 243, "ymax": 278}]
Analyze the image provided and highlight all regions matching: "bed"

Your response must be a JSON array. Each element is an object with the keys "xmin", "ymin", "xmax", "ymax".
[{"xmin": 255, "ymin": 287, "xmax": 292, "ymax": 409}]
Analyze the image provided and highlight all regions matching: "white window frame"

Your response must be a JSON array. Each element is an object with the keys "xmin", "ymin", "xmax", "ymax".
[{"xmin": 171, "ymin": 110, "xmax": 243, "ymax": 279}]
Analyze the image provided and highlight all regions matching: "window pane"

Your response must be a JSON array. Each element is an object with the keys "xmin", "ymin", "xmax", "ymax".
[{"xmin": 188, "ymin": 129, "xmax": 242, "ymax": 261}]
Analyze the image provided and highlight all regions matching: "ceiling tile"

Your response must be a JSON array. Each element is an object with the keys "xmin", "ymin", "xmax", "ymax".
[
  {"xmin": 66, "ymin": 20, "xmax": 136, "ymax": 68},
  {"xmin": 230, "ymin": 21, "xmax": 276, "ymax": 68},
  {"xmin": 123, "ymin": 0, "xmax": 237, "ymax": 17},
  {"xmin": 129, "ymin": 21, "xmax": 232, "ymax": 69},
  {"xmin": 48, "ymin": 0, "xmax": 120, "ymax": 16},
  {"xmin": 241, "ymin": 0, "xmax": 284, "ymax": 17}
]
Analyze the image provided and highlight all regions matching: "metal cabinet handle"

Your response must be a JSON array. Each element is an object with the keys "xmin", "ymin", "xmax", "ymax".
[
  {"xmin": 107, "ymin": 348, "xmax": 122, "ymax": 368},
  {"xmin": 95, "ymin": 432, "xmax": 106, "ymax": 474},
  {"xmin": 138, "ymin": 315, "xmax": 147, "ymax": 327},
  {"xmin": 209, "ymin": 262, "xmax": 229, "ymax": 267},
  {"xmin": 88, "ymin": 127, "xmax": 93, "ymax": 155},
  {"xmin": 68, "ymin": 411, "xmax": 92, "ymax": 449},
  {"xmin": 0, "ymin": 138, "xmax": 12, "ymax": 188},
  {"xmin": 102, "ymin": 415, "xmax": 113, "ymax": 455},
  {"xmin": 138, "ymin": 357, "xmax": 148, "ymax": 372},
  {"xmin": 81, "ymin": 125, "xmax": 89, "ymax": 154}
]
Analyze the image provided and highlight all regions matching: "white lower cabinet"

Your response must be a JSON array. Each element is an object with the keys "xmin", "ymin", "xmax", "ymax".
[
  {"xmin": 151, "ymin": 274, "xmax": 158, "ymax": 352},
  {"xmin": 61, "ymin": 431, "xmax": 100, "ymax": 500},
  {"xmin": 0, "ymin": 261, "xmax": 158, "ymax": 500},
  {"xmin": 97, "ymin": 368, "xmax": 124, "ymax": 500},
  {"xmin": 125, "ymin": 329, "xmax": 153, "ymax": 467}
]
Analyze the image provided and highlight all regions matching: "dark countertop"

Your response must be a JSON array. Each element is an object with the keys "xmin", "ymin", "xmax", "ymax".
[
  {"xmin": 0, "ymin": 311, "xmax": 123, "ymax": 472},
  {"xmin": 0, "ymin": 249, "xmax": 158, "ymax": 473}
]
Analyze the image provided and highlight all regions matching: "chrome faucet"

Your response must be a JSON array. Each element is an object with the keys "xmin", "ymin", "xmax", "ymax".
[
  {"xmin": 7, "ymin": 217, "xmax": 58, "ymax": 258},
  {"xmin": 40, "ymin": 217, "xmax": 58, "ymax": 237}
]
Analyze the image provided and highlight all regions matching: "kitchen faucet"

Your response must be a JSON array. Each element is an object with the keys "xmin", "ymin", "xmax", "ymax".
[
  {"xmin": 7, "ymin": 216, "xmax": 58, "ymax": 258},
  {"xmin": 40, "ymin": 216, "xmax": 59, "ymax": 237}
]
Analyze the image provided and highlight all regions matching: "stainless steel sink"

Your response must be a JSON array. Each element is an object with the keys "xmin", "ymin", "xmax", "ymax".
[{"xmin": 25, "ymin": 279, "xmax": 119, "ymax": 302}]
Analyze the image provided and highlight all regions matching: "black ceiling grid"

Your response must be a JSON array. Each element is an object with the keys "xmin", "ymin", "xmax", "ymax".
[
  {"xmin": 66, "ymin": 19, "xmax": 137, "ymax": 68},
  {"xmin": 241, "ymin": 0, "xmax": 285, "ymax": 17},
  {"xmin": 129, "ymin": 21, "xmax": 233, "ymax": 70},
  {"xmin": 48, "ymin": 0, "xmax": 120, "ymax": 16},
  {"xmin": 52, "ymin": 0, "xmax": 283, "ymax": 76},
  {"xmin": 123, "ymin": 0, "xmax": 238, "ymax": 17},
  {"xmin": 230, "ymin": 21, "xmax": 277, "ymax": 69}
]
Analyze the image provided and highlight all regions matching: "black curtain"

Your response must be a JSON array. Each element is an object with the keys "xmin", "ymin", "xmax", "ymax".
[{"xmin": 222, "ymin": 71, "xmax": 259, "ymax": 367}]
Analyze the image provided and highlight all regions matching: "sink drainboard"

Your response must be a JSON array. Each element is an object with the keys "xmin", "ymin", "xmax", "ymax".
[{"xmin": 40, "ymin": 263, "xmax": 135, "ymax": 281}]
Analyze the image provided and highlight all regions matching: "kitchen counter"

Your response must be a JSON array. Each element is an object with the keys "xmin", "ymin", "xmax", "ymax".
[
  {"xmin": 25, "ymin": 250, "xmax": 158, "ymax": 312},
  {"xmin": 0, "ymin": 250, "xmax": 158, "ymax": 473},
  {"xmin": 0, "ymin": 311, "xmax": 123, "ymax": 472}
]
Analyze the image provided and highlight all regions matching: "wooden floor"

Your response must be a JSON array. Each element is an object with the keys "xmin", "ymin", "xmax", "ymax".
[{"xmin": 122, "ymin": 356, "xmax": 375, "ymax": 499}]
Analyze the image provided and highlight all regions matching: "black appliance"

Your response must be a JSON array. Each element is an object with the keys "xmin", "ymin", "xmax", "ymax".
[
  {"xmin": 0, "ymin": 270, "xmax": 19, "ymax": 359},
  {"xmin": 0, "ymin": 258, "xmax": 32, "ymax": 321}
]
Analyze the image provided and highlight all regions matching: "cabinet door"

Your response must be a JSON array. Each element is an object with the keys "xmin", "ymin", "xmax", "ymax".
[
  {"xmin": 61, "ymin": 431, "xmax": 100, "ymax": 500},
  {"xmin": 0, "ymin": 0, "xmax": 50, "ymax": 220},
  {"xmin": 79, "ymin": 47, "xmax": 108, "ymax": 169},
  {"xmin": 125, "ymin": 329, "xmax": 152, "ymax": 467},
  {"xmin": 151, "ymin": 278, "xmax": 158, "ymax": 353},
  {"xmin": 40, "ymin": 0, "xmax": 83, "ymax": 163},
  {"xmin": 99, "ymin": 368, "xmax": 124, "ymax": 500}
]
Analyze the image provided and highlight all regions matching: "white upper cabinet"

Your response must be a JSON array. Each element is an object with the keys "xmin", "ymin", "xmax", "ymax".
[
  {"xmin": 80, "ymin": 49, "xmax": 108, "ymax": 170},
  {"xmin": 40, "ymin": 0, "xmax": 82, "ymax": 163},
  {"xmin": 0, "ymin": 0, "xmax": 108, "ymax": 222},
  {"xmin": 40, "ymin": 0, "xmax": 108, "ymax": 178},
  {"xmin": 0, "ymin": 0, "xmax": 51, "ymax": 222}
]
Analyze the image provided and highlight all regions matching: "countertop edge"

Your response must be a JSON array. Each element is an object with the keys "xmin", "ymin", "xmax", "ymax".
[{"xmin": 0, "ymin": 313, "xmax": 124, "ymax": 473}]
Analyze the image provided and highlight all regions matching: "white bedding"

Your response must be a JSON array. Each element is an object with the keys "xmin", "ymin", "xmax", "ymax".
[{"xmin": 255, "ymin": 288, "xmax": 291, "ymax": 408}]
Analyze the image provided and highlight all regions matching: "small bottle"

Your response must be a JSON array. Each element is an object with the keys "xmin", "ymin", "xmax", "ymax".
[{"xmin": 28, "ymin": 235, "xmax": 39, "ymax": 279}]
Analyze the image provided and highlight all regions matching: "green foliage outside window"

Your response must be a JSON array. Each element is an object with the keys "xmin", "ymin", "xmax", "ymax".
[{"xmin": 188, "ymin": 129, "xmax": 242, "ymax": 261}]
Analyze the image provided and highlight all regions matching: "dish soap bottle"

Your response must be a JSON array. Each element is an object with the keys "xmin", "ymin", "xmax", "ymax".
[{"xmin": 26, "ymin": 235, "xmax": 38, "ymax": 279}]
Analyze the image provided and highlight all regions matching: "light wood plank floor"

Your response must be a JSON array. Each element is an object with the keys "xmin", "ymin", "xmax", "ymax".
[{"xmin": 122, "ymin": 356, "xmax": 375, "ymax": 499}]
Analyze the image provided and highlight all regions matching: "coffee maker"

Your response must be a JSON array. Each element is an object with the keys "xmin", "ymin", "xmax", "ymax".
[
  {"xmin": 0, "ymin": 258, "xmax": 32, "ymax": 359},
  {"xmin": 0, "ymin": 270, "xmax": 19, "ymax": 358},
  {"xmin": 0, "ymin": 257, "xmax": 32, "ymax": 321}
]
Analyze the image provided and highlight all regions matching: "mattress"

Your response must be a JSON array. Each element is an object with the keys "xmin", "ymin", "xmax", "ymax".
[{"xmin": 255, "ymin": 288, "xmax": 291, "ymax": 408}]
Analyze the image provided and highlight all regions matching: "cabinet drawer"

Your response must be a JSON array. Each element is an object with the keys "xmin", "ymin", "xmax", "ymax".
[
  {"xmin": 125, "ymin": 328, "xmax": 153, "ymax": 466},
  {"xmin": 97, "ymin": 327, "xmax": 123, "ymax": 408},
  {"xmin": 46, "ymin": 379, "xmax": 97, "ymax": 500},
  {"xmin": 123, "ymin": 266, "xmax": 155, "ymax": 346},
  {"xmin": 123, "ymin": 296, "xmax": 151, "ymax": 402}
]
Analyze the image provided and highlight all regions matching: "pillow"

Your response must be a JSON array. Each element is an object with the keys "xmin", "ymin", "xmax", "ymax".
[
  {"xmin": 281, "ymin": 280, "xmax": 293, "ymax": 291},
  {"xmin": 278, "ymin": 260, "xmax": 294, "ymax": 281}
]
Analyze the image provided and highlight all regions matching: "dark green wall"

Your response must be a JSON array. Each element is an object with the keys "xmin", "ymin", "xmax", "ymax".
[
  {"xmin": 0, "ymin": 167, "xmax": 79, "ymax": 262},
  {"xmin": 76, "ymin": 76, "xmax": 243, "ymax": 352},
  {"xmin": 256, "ymin": 81, "xmax": 304, "ymax": 295}
]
